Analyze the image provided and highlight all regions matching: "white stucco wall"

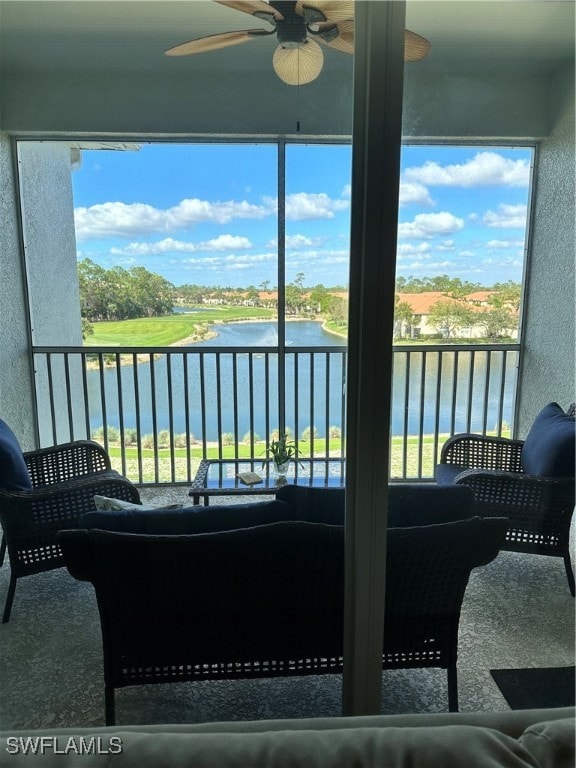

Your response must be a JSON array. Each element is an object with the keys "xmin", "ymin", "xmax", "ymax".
[
  {"xmin": 0, "ymin": 133, "xmax": 36, "ymax": 448},
  {"xmin": 16, "ymin": 142, "xmax": 85, "ymax": 445},
  {"xmin": 0, "ymin": 141, "xmax": 83, "ymax": 447},
  {"xmin": 516, "ymin": 65, "xmax": 576, "ymax": 435},
  {"xmin": 17, "ymin": 142, "xmax": 82, "ymax": 347}
]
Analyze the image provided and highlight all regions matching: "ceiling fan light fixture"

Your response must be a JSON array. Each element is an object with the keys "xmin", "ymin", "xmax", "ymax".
[{"xmin": 272, "ymin": 39, "xmax": 324, "ymax": 85}]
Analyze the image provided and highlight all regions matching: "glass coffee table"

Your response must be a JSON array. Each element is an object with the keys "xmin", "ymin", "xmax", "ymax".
[{"xmin": 189, "ymin": 458, "xmax": 346, "ymax": 505}]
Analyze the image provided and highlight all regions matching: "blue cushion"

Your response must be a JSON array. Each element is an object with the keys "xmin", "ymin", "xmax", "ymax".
[
  {"xmin": 387, "ymin": 483, "xmax": 475, "ymax": 526},
  {"xmin": 80, "ymin": 499, "xmax": 295, "ymax": 534},
  {"xmin": 0, "ymin": 419, "xmax": 32, "ymax": 491},
  {"xmin": 435, "ymin": 463, "xmax": 468, "ymax": 486},
  {"xmin": 521, "ymin": 402, "xmax": 576, "ymax": 477},
  {"xmin": 275, "ymin": 485, "xmax": 345, "ymax": 524}
]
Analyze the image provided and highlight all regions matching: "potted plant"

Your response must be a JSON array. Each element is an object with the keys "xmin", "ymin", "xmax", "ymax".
[{"xmin": 263, "ymin": 433, "xmax": 302, "ymax": 476}]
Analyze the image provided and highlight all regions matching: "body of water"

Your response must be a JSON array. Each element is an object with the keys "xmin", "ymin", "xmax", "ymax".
[
  {"xmin": 85, "ymin": 321, "xmax": 516, "ymax": 441},
  {"xmin": 193, "ymin": 319, "xmax": 347, "ymax": 348}
]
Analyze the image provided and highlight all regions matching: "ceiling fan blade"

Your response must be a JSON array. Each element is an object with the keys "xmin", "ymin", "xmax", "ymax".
[
  {"xmin": 214, "ymin": 1, "xmax": 283, "ymax": 22},
  {"xmin": 313, "ymin": 24, "xmax": 430, "ymax": 62},
  {"xmin": 404, "ymin": 29, "xmax": 431, "ymax": 62},
  {"xmin": 165, "ymin": 29, "xmax": 269, "ymax": 56},
  {"xmin": 312, "ymin": 19, "xmax": 353, "ymax": 54},
  {"xmin": 299, "ymin": 1, "xmax": 354, "ymax": 24}
]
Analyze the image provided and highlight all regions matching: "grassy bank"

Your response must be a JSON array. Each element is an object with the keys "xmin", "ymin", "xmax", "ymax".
[
  {"xmin": 86, "ymin": 306, "xmax": 276, "ymax": 346},
  {"xmin": 86, "ymin": 311, "xmax": 516, "ymax": 348},
  {"xmin": 104, "ymin": 432, "xmax": 514, "ymax": 484}
]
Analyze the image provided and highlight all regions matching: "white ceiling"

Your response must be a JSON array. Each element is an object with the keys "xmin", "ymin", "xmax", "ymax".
[{"xmin": 0, "ymin": 0, "xmax": 574, "ymax": 77}]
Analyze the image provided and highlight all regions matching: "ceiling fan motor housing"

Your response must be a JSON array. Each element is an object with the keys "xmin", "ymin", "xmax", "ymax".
[
  {"xmin": 272, "ymin": 1, "xmax": 311, "ymax": 48},
  {"xmin": 277, "ymin": 19, "xmax": 307, "ymax": 47},
  {"xmin": 164, "ymin": 1, "xmax": 430, "ymax": 84}
]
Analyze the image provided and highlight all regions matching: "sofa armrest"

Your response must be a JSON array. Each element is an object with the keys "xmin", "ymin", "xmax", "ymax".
[
  {"xmin": 453, "ymin": 469, "xmax": 575, "ymax": 534},
  {"xmin": 0, "ymin": 473, "xmax": 140, "ymax": 534},
  {"xmin": 440, "ymin": 434, "xmax": 524, "ymax": 472}
]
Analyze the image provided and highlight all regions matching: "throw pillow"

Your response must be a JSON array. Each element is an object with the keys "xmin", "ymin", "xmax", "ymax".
[
  {"xmin": 521, "ymin": 402, "xmax": 576, "ymax": 477},
  {"xmin": 93, "ymin": 495, "xmax": 167, "ymax": 512},
  {"xmin": 0, "ymin": 419, "xmax": 33, "ymax": 491}
]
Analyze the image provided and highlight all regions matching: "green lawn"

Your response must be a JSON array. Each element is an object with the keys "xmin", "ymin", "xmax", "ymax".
[
  {"xmin": 106, "ymin": 438, "xmax": 343, "ymax": 462},
  {"xmin": 86, "ymin": 309, "xmax": 515, "ymax": 348},
  {"xmin": 85, "ymin": 306, "xmax": 276, "ymax": 346},
  {"xmin": 103, "ymin": 430, "xmax": 511, "ymax": 484}
]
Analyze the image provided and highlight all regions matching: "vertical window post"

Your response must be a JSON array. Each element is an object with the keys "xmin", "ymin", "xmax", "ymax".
[
  {"xmin": 277, "ymin": 140, "xmax": 286, "ymax": 435},
  {"xmin": 343, "ymin": 0, "xmax": 406, "ymax": 715}
]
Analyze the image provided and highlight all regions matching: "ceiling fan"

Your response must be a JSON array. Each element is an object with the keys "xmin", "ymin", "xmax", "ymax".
[{"xmin": 165, "ymin": 1, "xmax": 431, "ymax": 86}]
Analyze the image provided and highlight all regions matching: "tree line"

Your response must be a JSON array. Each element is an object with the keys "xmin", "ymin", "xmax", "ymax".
[
  {"xmin": 79, "ymin": 259, "xmax": 174, "ymax": 322},
  {"xmin": 79, "ymin": 259, "xmax": 521, "ymax": 341}
]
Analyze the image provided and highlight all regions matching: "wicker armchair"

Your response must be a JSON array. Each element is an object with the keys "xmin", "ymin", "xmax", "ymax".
[
  {"xmin": 59, "ymin": 494, "xmax": 507, "ymax": 724},
  {"xmin": 436, "ymin": 403, "xmax": 576, "ymax": 596},
  {"xmin": 0, "ymin": 434, "xmax": 140, "ymax": 623}
]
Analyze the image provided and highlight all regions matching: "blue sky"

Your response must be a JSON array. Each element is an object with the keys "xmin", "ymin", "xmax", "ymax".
[{"xmin": 72, "ymin": 142, "xmax": 532, "ymax": 288}]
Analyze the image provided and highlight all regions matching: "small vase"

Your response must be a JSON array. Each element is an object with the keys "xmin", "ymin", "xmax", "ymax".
[{"xmin": 274, "ymin": 460, "xmax": 290, "ymax": 477}]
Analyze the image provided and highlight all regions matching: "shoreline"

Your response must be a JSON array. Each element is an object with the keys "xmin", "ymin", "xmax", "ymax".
[
  {"xmin": 170, "ymin": 327, "xmax": 218, "ymax": 347},
  {"xmin": 85, "ymin": 317, "xmax": 340, "ymax": 367},
  {"xmin": 170, "ymin": 315, "xmax": 347, "ymax": 347}
]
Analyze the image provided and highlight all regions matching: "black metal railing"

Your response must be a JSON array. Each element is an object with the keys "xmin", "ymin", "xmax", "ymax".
[{"xmin": 32, "ymin": 343, "xmax": 519, "ymax": 484}]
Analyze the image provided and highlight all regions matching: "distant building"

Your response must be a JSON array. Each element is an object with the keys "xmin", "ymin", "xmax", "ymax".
[{"xmin": 396, "ymin": 291, "xmax": 518, "ymax": 339}]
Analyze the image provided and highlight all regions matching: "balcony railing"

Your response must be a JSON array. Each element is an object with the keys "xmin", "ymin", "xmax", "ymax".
[{"xmin": 32, "ymin": 343, "xmax": 520, "ymax": 485}]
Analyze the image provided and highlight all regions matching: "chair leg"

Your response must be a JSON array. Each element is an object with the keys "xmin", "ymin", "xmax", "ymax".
[
  {"xmin": 564, "ymin": 553, "xmax": 575, "ymax": 597},
  {"xmin": 2, "ymin": 573, "xmax": 17, "ymax": 624},
  {"xmin": 105, "ymin": 685, "xmax": 116, "ymax": 726},
  {"xmin": 0, "ymin": 534, "xmax": 5, "ymax": 568},
  {"xmin": 447, "ymin": 663, "xmax": 459, "ymax": 712}
]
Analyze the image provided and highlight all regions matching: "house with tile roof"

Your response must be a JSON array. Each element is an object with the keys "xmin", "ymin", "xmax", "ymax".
[{"xmin": 396, "ymin": 292, "xmax": 518, "ymax": 339}]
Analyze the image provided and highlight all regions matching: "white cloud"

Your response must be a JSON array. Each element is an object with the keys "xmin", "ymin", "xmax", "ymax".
[
  {"xmin": 487, "ymin": 239, "xmax": 525, "ymax": 248},
  {"xmin": 483, "ymin": 204, "xmax": 528, "ymax": 229},
  {"xmin": 111, "ymin": 235, "xmax": 253, "ymax": 256},
  {"xmin": 278, "ymin": 192, "xmax": 349, "ymax": 221},
  {"xmin": 398, "ymin": 211, "xmax": 464, "ymax": 239},
  {"xmin": 435, "ymin": 239, "xmax": 455, "ymax": 252},
  {"xmin": 173, "ymin": 251, "xmax": 277, "ymax": 271},
  {"xmin": 206, "ymin": 235, "xmax": 252, "ymax": 250},
  {"xmin": 287, "ymin": 249, "xmax": 349, "ymax": 265},
  {"xmin": 267, "ymin": 234, "xmax": 326, "ymax": 249},
  {"xmin": 168, "ymin": 198, "xmax": 269, "ymax": 225},
  {"xmin": 459, "ymin": 250, "xmax": 475, "ymax": 257},
  {"xmin": 397, "ymin": 242, "xmax": 431, "ymax": 256},
  {"xmin": 402, "ymin": 260, "xmax": 453, "ymax": 271},
  {"xmin": 223, "ymin": 253, "xmax": 275, "ymax": 264},
  {"xmin": 74, "ymin": 198, "xmax": 271, "ymax": 240},
  {"xmin": 403, "ymin": 151, "xmax": 530, "ymax": 188},
  {"xmin": 399, "ymin": 181, "xmax": 434, "ymax": 206}
]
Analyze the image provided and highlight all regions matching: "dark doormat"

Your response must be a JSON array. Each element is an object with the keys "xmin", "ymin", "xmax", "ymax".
[{"xmin": 490, "ymin": 666, "xmax": 575, "ymax": 710}]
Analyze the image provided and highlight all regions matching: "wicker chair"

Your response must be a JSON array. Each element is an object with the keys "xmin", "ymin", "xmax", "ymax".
[
  {"xmin": 436, "ymin": 403, "xmax": 576, "ymax": 596},
  {"xmin": 0, "ymin": 422, "xmax": 140, "ymax": 623},
  {"xmin": 59, "ymin": 496, "xmax": 507, "ymax": 724}
]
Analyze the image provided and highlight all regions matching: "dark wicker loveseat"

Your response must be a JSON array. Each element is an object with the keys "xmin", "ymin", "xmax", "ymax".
[{"xmin": 59, "ymin": 486, "xmax": 507, "ymax": 725}]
